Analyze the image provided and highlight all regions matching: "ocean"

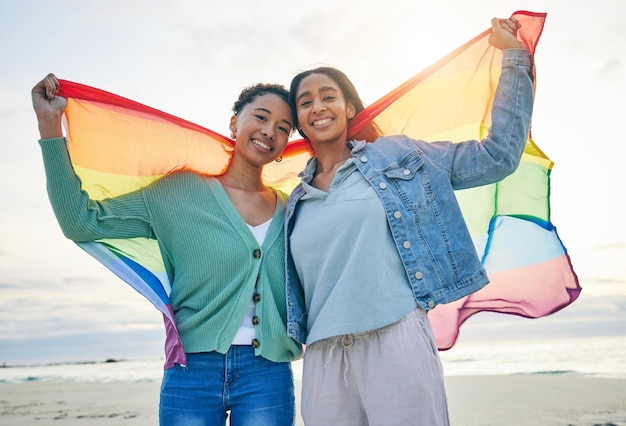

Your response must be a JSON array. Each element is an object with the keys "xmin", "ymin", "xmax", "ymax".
[
  {"xmin": 1, "ymin": 335, "xmax": 624, "ymax": 384},
  {"xmin": 439, "ymin": 334, "xmax": 626, "ymax": 379}
]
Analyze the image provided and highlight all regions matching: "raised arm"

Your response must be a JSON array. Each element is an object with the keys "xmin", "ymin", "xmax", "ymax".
[
  {"xmin": 32, "ymin": 74, "xmax": 154, "ymax": 242},
  {"xmin": 488, "ymin": 17, "xmax": 526, "ymax": 51},
  {"xmin": 427, "ymin": 17, "xmax": 534, "ymax": 189},
  {"xmin": 31, "ymin": 73, "xmax": 65, "ymax": 139}
]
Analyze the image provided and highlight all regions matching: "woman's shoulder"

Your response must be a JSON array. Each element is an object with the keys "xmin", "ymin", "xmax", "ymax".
[
  {"xmin": 364, "ymin": 135, "xmax": 424, "ymax": 155},
  {"xmin": 272, "ymin": 188, "xmax": 292, "ymax": 208},
  {"xmin": 147, "ymin": 169, "xmax": 218, "ymax": 192}
]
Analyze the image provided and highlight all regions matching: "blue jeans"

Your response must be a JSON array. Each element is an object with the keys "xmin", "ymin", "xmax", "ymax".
[{"xmin": 159, "ymin": 346, "xmax": 295, "ymax": 426}]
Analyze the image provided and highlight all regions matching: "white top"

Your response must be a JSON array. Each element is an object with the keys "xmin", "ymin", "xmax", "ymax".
[{"xmin": 231, "ymin": 217, "xmax": 272, "ymax": 345}]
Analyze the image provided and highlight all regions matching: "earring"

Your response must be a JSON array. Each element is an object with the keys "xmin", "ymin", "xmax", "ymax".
[
  {"xmin": 275, "ymin": 156, "xmax": 283, "ymax": 162},
  {"xmin": 230, "ymin": 131, "xmax": 236, "ymax": 139}
]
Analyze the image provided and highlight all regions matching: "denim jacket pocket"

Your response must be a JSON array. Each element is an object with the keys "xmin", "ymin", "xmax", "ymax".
[
  {"xmin": 383, "ymin": 153, "xmax": 434, "ymax": 211},
  {"xmin": 383, "ymin": 152, "xmax": 423, "ymax": 180}
]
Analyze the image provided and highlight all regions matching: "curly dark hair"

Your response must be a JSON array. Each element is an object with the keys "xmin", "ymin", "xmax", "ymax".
[{"xmin": 232, "ymin": 83, "xmax": 290, "ymax": 116}]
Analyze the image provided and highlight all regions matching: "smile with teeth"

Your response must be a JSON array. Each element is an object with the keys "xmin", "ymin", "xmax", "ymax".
[
  {"xmin": 251, "ymin": 138, "xmax": 273, "ymax": 152},
  {"xmin": 312, "ymin": 118, "xmax": 333, "ymax": 127}
]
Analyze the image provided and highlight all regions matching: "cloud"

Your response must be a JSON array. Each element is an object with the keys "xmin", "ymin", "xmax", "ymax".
[
  {"xmin": 598, "ymin": 58, "xmax": 623, "ymax": 81},
  {"xmin": 0, "ymin": 329, "xmax": 165, "ymax": 365},
  {"xmin": 0, "ymin": 276, "xmax": 161, "ymax": 341},
  {"xmin": 456, "ymin": 290, "xmax": 626, "ymax": 342}
]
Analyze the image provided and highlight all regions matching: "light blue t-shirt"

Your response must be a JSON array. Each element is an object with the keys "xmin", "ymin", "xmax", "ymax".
[{"xmin": 290, "ymin": 158, "xmax": 417, "ymax": 345}]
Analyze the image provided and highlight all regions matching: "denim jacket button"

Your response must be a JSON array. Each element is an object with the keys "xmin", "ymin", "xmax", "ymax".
[
  {"xmin": 403, "ymin": 168, "xmax": 411, "ymax": 176},
  {"xmin": 403, "ymin": 241, "xmax": 411, "ymax": 249},
  {"xmin": 428, "ymin": 300, "xmax": 436, "ymax": 309},
  {"xmin": 414, "ymin": 271, "xmax": 423, "ymax": 279},
  {"xmin": 379, "ymin": 182, "xmax": 387, "ymax": 190},
  {"xmin": 360, "ymin": 156, "xmax": 368, "ymax": 163},
  {"xmin": 393, "ymin": 211, "xmax": 401, "ymax": 219}
]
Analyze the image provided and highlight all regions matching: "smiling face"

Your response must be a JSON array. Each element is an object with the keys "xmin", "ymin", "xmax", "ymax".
[
  {"xmin": 294, "ymin": 73, "xmax": 356, "ymax": 147},
  {"xmin": 230, "ymin": 93, "xmax": 293, "ymax": 166}
]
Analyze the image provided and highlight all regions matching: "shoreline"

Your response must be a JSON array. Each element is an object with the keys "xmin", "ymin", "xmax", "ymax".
[{"xmin": 1, "ymin": 375, "xmax": 625, "ymax": 425}]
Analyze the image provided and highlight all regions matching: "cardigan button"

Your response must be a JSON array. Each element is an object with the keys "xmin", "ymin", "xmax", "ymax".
[
  {"xmin": 251, "ymin": 339, "xmax": 260, "ymax": 348},
  {"xmin": 253, "ymin": 249, "xmax": 261, "ymax": 259},
  {"xmin": 253, "ymin": 293, "xmax": 261, "ymax": 303},
  {"xmin": 252, "ymin": 316, "xmax": 260, "ymax": 326}
]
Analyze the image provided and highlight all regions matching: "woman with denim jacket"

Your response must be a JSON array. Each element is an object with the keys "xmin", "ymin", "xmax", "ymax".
[{"xmin": 284, "ymin": 17, "xmax": 534, "ymax": 425}]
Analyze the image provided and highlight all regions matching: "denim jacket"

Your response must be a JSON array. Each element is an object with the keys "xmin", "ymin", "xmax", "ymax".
[{"xmin": 285, "ymin": 49, "xmax": 534, "ymax": 343}]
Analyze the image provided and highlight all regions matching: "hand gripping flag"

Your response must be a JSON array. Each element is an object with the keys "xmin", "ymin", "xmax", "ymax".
[{"xmin": 55, "ymin": 11, "xmax": 580, "ymax": 367}]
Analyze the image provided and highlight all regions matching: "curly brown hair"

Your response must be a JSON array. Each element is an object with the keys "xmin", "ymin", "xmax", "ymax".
[{"xmin": 232, "ymin": 83, "xmax": 290, "ymax": 116}]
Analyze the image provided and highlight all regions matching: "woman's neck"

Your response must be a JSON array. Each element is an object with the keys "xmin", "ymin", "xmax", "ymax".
[
  {"xmin": 217, "ymin": 165, "xmax": 276, "ymax": 226},
  {"xmin": 312, "ymin": 140, "xmax": 352, "ymax": 175},
  {"xmin": 218, "ymin": 157, "xmax": 266, "ymax": 192},
  {"xmin": 309, "ymin": 140, "xmax": 352, "ymax": 191}
]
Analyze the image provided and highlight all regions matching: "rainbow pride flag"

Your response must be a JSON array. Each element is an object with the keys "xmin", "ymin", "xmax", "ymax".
[
  {"xmin": 55, "ymin": 11, "xmax": 580, "ymax": 366},
  {"xmin": 347, "ymin": 11, "xmax": 581, "ymax": 349}
]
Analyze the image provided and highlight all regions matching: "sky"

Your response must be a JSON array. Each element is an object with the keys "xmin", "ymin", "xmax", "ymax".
[{"xmin": 1, "ymin": 0, "xmax": 625, "ymax": 365}]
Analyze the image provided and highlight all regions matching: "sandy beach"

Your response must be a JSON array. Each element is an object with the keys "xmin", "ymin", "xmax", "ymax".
[{"xmin": 1, "ymin": 375, "xmax": 625, "ymax": 425}]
